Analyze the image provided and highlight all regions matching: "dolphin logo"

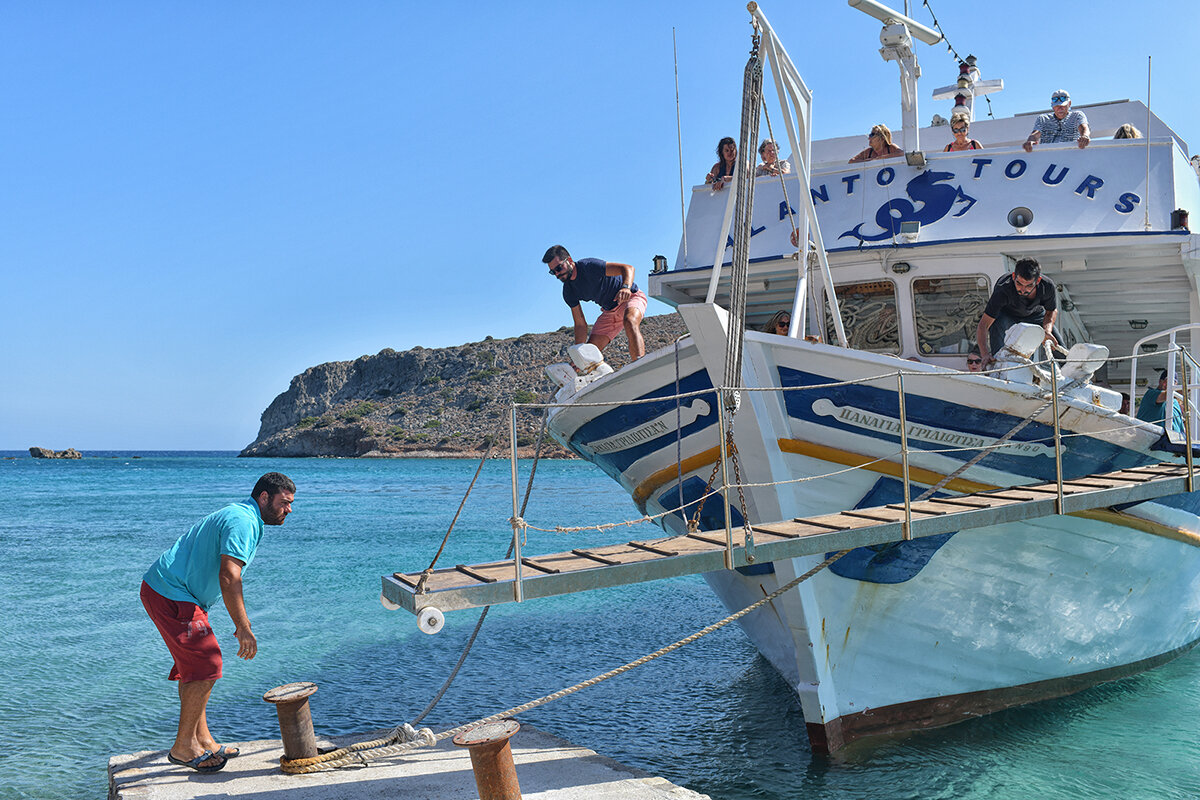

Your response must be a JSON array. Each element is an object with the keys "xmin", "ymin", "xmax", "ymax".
[{"xmin": 840, "ymin": 170, "xmax": 977, "ymax": 243}]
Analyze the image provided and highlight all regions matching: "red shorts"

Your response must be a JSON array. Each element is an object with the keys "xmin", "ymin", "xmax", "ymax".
[
  {"xmin": 591, "ymin": 289, "xmax": 648, "ymax": 341},
  {"xmin": 141, "ymin": 581, "xmax": 222, "ymax": 682}
]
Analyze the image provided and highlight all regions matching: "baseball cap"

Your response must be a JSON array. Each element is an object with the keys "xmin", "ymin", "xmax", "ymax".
[{"xmin": 1050, "ymin": 90, "xmax": 1071, "ymax": 105}]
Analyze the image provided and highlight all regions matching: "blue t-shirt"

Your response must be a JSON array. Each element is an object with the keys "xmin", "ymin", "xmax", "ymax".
[
  {"xmin": 143, "ymin": 499, "xmax": 265, "ymax": 610},
  {"xmin": 561, "ymin": 257, "xmax": 639, "ymax": 312}
]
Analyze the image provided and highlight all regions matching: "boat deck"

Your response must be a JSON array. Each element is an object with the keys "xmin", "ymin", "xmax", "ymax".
[{"xmin": 382, "ymin": 462, "xmax": 1193, "ymax": 615}]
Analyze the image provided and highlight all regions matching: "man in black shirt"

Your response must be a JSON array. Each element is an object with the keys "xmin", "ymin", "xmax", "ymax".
[{"xmin": 975, "ymin": 258, "xmax": 1059, "ymax": 365}]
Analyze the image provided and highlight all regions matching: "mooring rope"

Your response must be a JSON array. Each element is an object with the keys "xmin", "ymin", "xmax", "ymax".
[
  {"xmin": 279, "ymin": 547, "xmax": 850, "ymax": 773},
  {"xmin": 410, "ymin": 404, "xmax": 552, "ymax": 726}
]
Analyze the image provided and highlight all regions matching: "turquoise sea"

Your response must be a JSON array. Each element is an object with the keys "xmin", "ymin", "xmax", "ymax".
[{"xmin": 2, "ymin": 451, "xmax": 1200, "ymax": 799}]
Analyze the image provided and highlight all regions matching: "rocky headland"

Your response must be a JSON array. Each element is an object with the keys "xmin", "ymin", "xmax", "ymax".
[
  {"xmin": 29, "ymin": 447, "xmax": 83, "ymax": 459},
  {"xmin": 240, "ymin": 314, "xmax": 688, "ymax": 458}
]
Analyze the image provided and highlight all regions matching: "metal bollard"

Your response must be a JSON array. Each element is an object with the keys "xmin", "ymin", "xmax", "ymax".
[
  {"xmin": 452, "ymin": 719, "xmax": 522, "ymax": 800},
  {"xmin": 262, "ymin": 682, "xmax": 319, "ymax": 761}
]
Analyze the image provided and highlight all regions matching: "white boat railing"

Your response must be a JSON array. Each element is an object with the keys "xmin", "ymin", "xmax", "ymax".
[{"xmin": 1130, "ymin": 323, "xmax": 1200, "ymax": 444}]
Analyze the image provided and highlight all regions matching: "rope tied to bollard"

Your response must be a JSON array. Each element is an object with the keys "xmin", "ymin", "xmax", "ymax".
[{"xmin": 278, "ymin": 547, "xmax": 849, "ymax": 773}]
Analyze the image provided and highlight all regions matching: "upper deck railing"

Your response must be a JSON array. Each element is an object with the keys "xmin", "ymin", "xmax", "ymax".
[{"xmin": 674, "ymin": 138, "xmax": 1194, "ymax": 270}]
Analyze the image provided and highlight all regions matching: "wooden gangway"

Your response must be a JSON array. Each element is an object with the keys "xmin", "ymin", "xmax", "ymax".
[{"xmin": 382, "ymin": 463, "xmax": 1193, "ymax": 615}]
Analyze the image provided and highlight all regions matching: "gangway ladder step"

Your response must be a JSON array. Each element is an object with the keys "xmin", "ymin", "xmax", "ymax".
[{"xmin": 382, "ymin": 463, "xmax": 1193, "ymax": 615}]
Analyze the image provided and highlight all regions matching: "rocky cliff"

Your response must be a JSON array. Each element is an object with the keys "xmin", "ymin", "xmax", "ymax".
[{"xmin": 240, "ymin": 313, "xmax": 688, "ymax": 458}]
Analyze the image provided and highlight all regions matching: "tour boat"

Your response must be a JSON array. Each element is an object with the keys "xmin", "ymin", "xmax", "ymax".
[{"xmin": 542, "ymin": 2, "xmax": 1200, "ymax": 753}]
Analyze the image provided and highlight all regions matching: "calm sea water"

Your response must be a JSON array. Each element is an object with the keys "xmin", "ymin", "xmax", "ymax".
[{"xmin": 2, "ymin": 451, "xmax": 1199, "ymax": 799}]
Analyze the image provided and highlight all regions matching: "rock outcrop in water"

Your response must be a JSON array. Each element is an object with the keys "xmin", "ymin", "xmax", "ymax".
[
  {"xmin": 240, "ymin": 314, "xmax": 688, "ymax": 458},
  {"xmin": 29, "ymin": 447, "xmax": 83, "ymax": 459}
]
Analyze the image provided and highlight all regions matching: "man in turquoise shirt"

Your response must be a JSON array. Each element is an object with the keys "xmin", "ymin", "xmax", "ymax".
[{"xmin": 141, "ymin": 472, "xmax": 295, "ymax": 772}]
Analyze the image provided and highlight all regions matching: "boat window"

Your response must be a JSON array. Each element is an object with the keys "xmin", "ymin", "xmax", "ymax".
[
  {"xmin": 825, "ymin": 280, "xmax": 899, "ymax": 353},
  {"xmin": 912, "ymin": 276, "xmax": 990, "ymax": 355}
]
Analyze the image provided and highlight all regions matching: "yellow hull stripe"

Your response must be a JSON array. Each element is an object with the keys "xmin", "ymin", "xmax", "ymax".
[{"xmin": 628, "ymin": 435, "xmax": 1198, "ymax": 548}]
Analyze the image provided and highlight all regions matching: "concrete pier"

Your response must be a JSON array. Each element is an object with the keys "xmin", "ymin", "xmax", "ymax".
[{"xmin": 108, "ymin": 725, "xmax": 710, "ymax": 799}]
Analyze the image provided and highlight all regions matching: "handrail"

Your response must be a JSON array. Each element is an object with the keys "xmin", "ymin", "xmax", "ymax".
[
  {"xmin": 1130, "ymin": 322, "xmax": 1200, "ymax": 442},
  {"xmin": 509, "ymin": 342, "xmax": 1198, "ymax": 592}
]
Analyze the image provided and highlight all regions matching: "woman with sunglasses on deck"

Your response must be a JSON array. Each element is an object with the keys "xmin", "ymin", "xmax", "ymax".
[
  {"xmin": 848, "ymin": 124, "xmax": 903, "ymax": 163},
  {"xmin": 761, "ymin": 310, "xmax": 792, "ymax": 335},
  {"xmin": 944, "ymin": 116, "xmax": 984, "ymax": 152}
]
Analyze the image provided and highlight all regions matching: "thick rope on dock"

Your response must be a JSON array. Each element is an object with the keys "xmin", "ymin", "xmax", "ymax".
[{"xmin": 279, "ymin": 548, "xmax": 849, "ymax": 773}]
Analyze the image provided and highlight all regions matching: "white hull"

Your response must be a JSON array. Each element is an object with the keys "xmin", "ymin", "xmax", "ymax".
[{"xmin": 547, "ymin": 308, "xmax": 1200, "ymax": 751}]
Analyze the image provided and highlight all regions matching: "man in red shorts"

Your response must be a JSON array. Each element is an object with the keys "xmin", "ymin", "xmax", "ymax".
[
  {"xmin": 543, "ymin": 244, "xmax": 647, "ymax": 361},
  {"xmin": 141, "ymin": 472, "xmax": 295, "ymax": 772}
]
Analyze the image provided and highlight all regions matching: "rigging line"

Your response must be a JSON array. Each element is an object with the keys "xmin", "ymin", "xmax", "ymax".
[
  {"xmin": 920, "ymin": 0, "xmax": 994, "ymax": 119},
  {"xmin": 411, "ymin": 405, "xmax": 551, "ymax": 726},
  {"xmin": 418, "ymin": 416, "xmax": 508, "ymax": 580},
  {"xmin": 673, "ymin": 27, "xmax": 688, "ymax": 265}
]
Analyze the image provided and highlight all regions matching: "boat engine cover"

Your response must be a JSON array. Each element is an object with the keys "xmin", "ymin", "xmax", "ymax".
[
  {"xmin": 568, "ymin": 343, "xmax": 613, "ymax": 377},
  {"xmin": 999, "ymin": 323, "xmax": 1048, "ymax": 362},
  {"xmin": 1061, "ymin": 342, "xmax": 1109, "ymax": 383}
]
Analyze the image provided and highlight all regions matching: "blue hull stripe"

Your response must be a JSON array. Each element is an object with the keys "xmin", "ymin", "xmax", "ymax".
[
  {"xmin": 779, "ymin": 366, "xmax": 1155, "ymax": 482},
  {"xmin": 569, "ymin": 370, "xmax": 718, "ymax": 475}
]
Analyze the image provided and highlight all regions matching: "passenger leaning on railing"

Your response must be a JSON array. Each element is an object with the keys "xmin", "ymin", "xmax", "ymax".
[
  {"xmin": 706, "ymin": 136, "xmax": 737, "ymax": 191},
  {"xmin": 1135, "ymin": 369, "xmax": 1184, "ymax": 431}
]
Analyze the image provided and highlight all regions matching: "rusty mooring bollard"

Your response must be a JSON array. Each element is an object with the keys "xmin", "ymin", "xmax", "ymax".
[
  {"xmin": 263, "ymin": 682, "xmax": 319, "ymax": 761},
  {"xmin": 452, "ymin": 719, "xmax": 522, "ymax": 800}
]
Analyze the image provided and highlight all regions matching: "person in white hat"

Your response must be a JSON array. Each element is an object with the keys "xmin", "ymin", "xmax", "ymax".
[{"xmin": 1023, "ymin": 90, "xmax": 1090, "ymax": 152}]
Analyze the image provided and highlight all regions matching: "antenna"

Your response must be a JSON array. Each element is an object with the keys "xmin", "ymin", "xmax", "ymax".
[
  {"xmin": 1145, "ymin": 55, "xmax": 1152, "ymax": 232},
  {"xmin": 673, "ymin": 28, "xmax": 687, "ymax": 266},
  {"xmin": 847, "ymin": 0, "xmax": 941, "ymax": 45},
  {"xmin": 848, "ymin": 0, "xmax": 942, "ymax": 153}
]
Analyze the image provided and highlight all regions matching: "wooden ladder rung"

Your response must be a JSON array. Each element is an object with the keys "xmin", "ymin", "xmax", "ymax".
[
  {"xmin": 521, "ymin": 557, "xmax": 561, "ymax": 574},
  {"xmin": 629, "ymin": 540, "xmax": 681, "ymax": 557},
  {"xmin": 454, "ymin": 564, "xmax": 498, "ymax": 584},
  {"xmin": 570, "ymin": 548, "xmax": 621, "ymax": 566}
]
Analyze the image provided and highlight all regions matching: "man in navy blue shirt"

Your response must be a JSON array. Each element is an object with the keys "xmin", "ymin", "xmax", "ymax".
[{"xmin": 543, "ymin": 244, "xmax": 648, "ymax": 360}]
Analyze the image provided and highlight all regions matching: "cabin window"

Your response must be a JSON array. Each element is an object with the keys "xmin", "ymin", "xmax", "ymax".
[
  {"xmin": 825, "ymin": 280, "xmax": 899, "ymax": 353},
  {"xmin": 912, "ymin": 276, "xmax": 990, "ymax": 355}
]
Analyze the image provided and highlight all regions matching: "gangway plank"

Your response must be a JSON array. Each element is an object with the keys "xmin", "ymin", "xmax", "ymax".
[{"xmin": 382, "ymin": 463, "xmax": 1194, "ymax": 615}]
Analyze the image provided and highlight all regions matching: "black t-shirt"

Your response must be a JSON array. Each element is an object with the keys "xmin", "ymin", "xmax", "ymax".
[{"xmin": 984, "ymin": 273, "xmax": 1057, "ymax": 321}]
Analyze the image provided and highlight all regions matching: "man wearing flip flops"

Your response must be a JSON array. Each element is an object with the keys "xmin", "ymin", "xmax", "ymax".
[{"xmin": 140, "ymin": 472, "xmax": 296, "ymax": 772}]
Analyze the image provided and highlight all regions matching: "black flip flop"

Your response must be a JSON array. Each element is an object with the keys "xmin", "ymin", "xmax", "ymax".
[
  {"xmin": 167, "ymin": 749, "xmax": 227, "ymax": 773},
  {"xmin": 213, "ymin": 745, "xmax": 240, "ymax": 759}
]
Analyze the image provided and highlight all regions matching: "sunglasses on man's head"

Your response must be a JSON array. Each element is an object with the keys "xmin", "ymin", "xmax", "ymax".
[{"xmin": 1052, "ymin": 95, "xmax": 1069, "ymax": 104}]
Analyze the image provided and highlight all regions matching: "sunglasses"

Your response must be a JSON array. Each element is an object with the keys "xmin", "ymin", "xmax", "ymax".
[
  {"xmin": 548, "ymin": 262, "xmax": 569, "ymax": 277},
  {"xmin": 952, "ymin": 126, "xmax": 968, "ymax": 133},
  {"xmin": 868, "ymin": 131, "xmax": 881, "ymax": 138},
  {"xmin": 1051, "ymin": 95, "xmax": 1069, "ymax": 104},
  {"xmin": 967, "ymin": 358, "xmax": 982, "ymax": 364}
]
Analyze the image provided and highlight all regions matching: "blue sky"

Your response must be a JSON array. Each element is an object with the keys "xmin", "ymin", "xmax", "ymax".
[{"xmin": 4, "ymin": 1, "xmax": 1195, "ymax": 450}]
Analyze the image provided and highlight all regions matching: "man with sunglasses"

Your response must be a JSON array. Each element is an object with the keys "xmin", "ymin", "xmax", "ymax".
[
  {"xmin": 975, "ymin": 258, "xmax": 1060, "ymax": 367},
  {"xmin": 542, "ymin": 245, "xmax": 647, "ymax": 361},
  {"xmin": 1023, "ymin": 90, "xmax": 1090, "ymax": 152}
]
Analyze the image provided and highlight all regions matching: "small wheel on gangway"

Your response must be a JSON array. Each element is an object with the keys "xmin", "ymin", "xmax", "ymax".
[
  {"xmin": 416, "ymin": 606, "xmax": 445, "ymax": 635},
  {"xmin": 379, "ymin": 591, "xmax": 401, "ymax": 611}
]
